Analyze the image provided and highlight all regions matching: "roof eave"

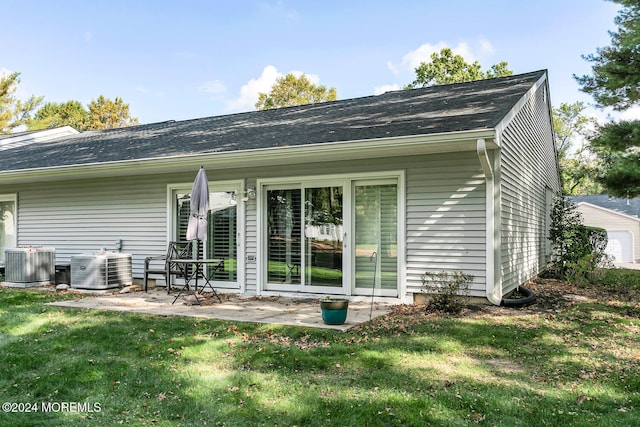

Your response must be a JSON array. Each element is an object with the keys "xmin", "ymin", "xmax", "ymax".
[{"xmin": 0, "ymin": 129, "xmax": 497, "ymax": 184}]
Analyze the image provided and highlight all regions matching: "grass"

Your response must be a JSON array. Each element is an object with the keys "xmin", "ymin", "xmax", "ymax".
[{"xmin": 1, "ymin": 272, "xmax": 639, "ymax": 426}]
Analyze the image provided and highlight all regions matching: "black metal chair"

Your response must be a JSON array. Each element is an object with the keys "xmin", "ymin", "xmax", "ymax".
[{"xmin": 143, "ymin": 241, "xmax": 194, "ymax": 292}]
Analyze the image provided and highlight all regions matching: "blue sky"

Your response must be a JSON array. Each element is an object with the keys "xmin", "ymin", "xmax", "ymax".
[{"xmin": 1, "ymin": 0, "xmax": 629, "ymax": 125}]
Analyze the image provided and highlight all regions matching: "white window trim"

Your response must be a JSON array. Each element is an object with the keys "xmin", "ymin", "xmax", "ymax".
[
  {"xmin": 257, "ymin": 171, "xmax": 405, "ymax": 299},
  {"xmin": 0, "ymin": 193, "xmax": 17, "ymax": 253}
]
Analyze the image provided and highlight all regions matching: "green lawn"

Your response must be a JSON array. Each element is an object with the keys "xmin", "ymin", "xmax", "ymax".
[{"xmin": 1, "ymin": 271, "xmax": 639, "ymax": 426}]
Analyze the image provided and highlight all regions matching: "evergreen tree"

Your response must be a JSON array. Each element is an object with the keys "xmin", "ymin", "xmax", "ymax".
[
  {"xmin": 576, "ymin": 0, "xmax": 640, "ymax": 197},
  {"xmin": 0, "ymin": 72, "xmax": 43, "ymax": 133},
  {"xmin": 28, "ymin": 100, "xmax": 88, "ymax": 131}
]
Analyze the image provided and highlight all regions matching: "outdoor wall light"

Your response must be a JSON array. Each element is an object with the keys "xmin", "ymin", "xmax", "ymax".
[{"xmin": 242, "ymin": 187, "xmax": 256, "ymax": 201}]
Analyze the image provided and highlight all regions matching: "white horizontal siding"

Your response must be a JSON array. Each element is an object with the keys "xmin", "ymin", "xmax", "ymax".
[
  {"xmin": 244, "ymin": 177, "xmax": 258, "ymax": 294},
  {"xmin": 499, "ymin": 83, "xmax": 560, "ymax": 293},
  {"xmin": 15, "ymin": 175, "xmax": 169, "ymax": 277},
  {"xmin": 405, "ymin": 151, "xmax": 486, "ymax": 297}
]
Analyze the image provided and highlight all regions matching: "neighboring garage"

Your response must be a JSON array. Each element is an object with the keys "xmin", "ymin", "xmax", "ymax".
[
  {"xmin": 605, "ymin": 231, "xmax": 634, "ymax": 263},
  {"xmin": 571, "ymin": 196, "xmax": 640, "ymax": 265}
]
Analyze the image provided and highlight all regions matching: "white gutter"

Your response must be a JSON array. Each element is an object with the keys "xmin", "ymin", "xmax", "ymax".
[{"xmin": 477, "ymin": 138, "xmax": 502, "ymax": 305}]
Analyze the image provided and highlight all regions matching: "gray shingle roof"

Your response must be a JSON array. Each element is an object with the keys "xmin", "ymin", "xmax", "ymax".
[
  {"xmin": 0, "ymin": 70, "xmax": 546, "ymax": 172},
  {"xmin": 571, "ymin": 195, "xmax": 640, "ymax": 219}
]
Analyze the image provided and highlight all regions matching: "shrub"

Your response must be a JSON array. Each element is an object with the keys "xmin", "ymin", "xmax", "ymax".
[
  {"xmin": 421, "ymin": 270, "xmax": 473, "ymax": 314},
  {"xmin": 549, "ymin": 195, "xmax": 610, "ymax": 280}
]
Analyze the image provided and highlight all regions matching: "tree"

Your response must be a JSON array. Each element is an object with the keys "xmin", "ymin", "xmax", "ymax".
[
  {"xmin": 28, "ymin": 100, "xmax": 88, "ymax": 131},
  {"xmin": 405, "ymin": 48, "xmax": 513, "ymax": 89},
  {"xmin": 29, "ymin": 97, "xmax": 138, "ymax": 131},
  {"xmin": 590, "ymin": 120, "xmax": 640, "ymax": 197},
  {"xmin": 576, "ymin": 0, "xmax": 640, "ymax": 197},
  {"xmin": 255, "ymin": 73, "xmax": 337, "ymax": 110},
  {"xmin": 0, "ymin": 72, "xmax": 43, "ymax": 134},
  {"xmin": 575, "ymin": 0, "xmax": 640, "ymax": 110},
  {"xmin": 86, "ymin": 95, "xmax": 138, "ymax": 130},
  {"xmin": 552, "ymin": 102, "xmax": 602, "ymax": 195}
]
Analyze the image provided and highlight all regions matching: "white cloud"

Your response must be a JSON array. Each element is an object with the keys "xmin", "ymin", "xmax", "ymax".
[
  {"xmin": 0, "ymin": 67, "xmax": 13, "ymax": 78},
  {"xmin": 199, "ymin": 80, "xmax": 227, "ymax": 95},
  {"xmin": 225, "ymin": 65, "xmax": 282, "ymax": 112},
  {"xmin": 617, "ymin": 105, "xmax": 640, "ymax": 121},
  {"xmin": 223, "ymin": 66, "xmax": 333, "ymax": 112},
  {"xmin": 258, "ymin": 1, "xmax": 298, "ymax": 20},
  {"xmin": 387, "ymin": 41, "xmax": 479, "ymax": 75},
  {"xmin": 374, "ymin": 84, "xmax": 401, "ymax": 95},
  {"xmin": 479, "ymin": 39, "xmax": 495, "ymax": 55}
]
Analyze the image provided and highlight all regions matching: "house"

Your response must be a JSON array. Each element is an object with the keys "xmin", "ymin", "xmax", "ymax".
[
  {"xmin": 0, "ymin": 70, "xmax": 560, "ymax": 304},
  {"xmin": 571, "ymin": 195, "xmax": 640, "ymax": 264}
]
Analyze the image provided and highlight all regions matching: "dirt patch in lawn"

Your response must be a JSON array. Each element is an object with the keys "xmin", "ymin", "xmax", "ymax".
[{"xmin": 383, "ymin": 276, "xmax": 640, "ymax": 322}]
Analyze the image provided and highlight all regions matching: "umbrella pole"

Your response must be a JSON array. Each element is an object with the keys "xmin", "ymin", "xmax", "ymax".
[{"xmin": 195, "ymin": 238, "xmax": 200, "ymax": 294}]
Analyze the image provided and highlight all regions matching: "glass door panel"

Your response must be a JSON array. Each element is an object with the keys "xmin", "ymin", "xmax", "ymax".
[
  {"xmin": 267, "ymin": 189, "xmax": 302, "ymax": 284},
  {"xmin": 304, "ymin": 186, "xmax": 343, "ymax": 287},
  {"xmin": 354, "ymin": 183, "xmax": 397, "ymax": 291},
  {"xmin": 206, "ymin": 192, "xmax": 237, "ymax": 282}
]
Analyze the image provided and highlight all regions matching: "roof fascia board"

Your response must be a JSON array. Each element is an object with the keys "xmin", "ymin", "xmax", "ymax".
[
  {"xmin": 0, "ymin": 129, "xmax": 496, "ymax": 184},
  {"xmin": 0, "ymin": 126, "xmax": 78, "ymax": 144},
  {"xmin": 577, "ymin": 201, "xmax": 640, "ymax": 223},
  {"xmin": 494, "ymin": 72, "xmax": 548, "ymax": 146}
]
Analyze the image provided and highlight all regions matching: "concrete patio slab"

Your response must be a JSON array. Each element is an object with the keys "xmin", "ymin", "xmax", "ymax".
[{"xmin": 48, "ymin": 289, "xmax": 392, "ymax": 331}]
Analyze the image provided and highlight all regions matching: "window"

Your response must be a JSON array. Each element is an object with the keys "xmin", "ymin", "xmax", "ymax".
[{"xmin": 0, "ymin": 194, "xmax": 16, "ymax": 264}]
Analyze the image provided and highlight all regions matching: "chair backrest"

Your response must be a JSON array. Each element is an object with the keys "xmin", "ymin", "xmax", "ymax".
[
  {"xmin": 166, "ymin": 241, "xmax": 195, "ymax": 277},
  {"xmin": 166, "ymin": 241, "xmax": 194, "ymax": 261}
]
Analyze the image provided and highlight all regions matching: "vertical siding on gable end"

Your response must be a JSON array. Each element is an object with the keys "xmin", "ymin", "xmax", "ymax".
[
  {"xmin": 15, "ymin": 176, "xmax": 168, "ymax": 278},
  {"xmin": 405, "ymin": 151, "xmax": 487, "ymax": 298},
  {"xmin": 500, "ymin": 84, "xmax": 560, "ymax": 293}
]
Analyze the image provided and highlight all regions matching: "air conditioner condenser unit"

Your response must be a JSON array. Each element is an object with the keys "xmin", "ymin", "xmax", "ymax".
[
  {"xmin": 4, "ymin": 247, "xmax": 56, "ymax": 287},
  {"xmin": 71, "ymin": 252, "xmax": 132, "ymax": 290}
]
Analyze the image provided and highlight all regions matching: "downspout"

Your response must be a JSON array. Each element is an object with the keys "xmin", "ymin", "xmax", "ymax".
[{"xmin": 477, "ymin": 139, "xmax": 502, "ymax": 305}]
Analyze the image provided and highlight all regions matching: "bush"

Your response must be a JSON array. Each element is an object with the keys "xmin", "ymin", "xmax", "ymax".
[
  {"xmin": 421, "ymin": 270, "xmax": 473, "ymax": 314},
  {"xmin": 549, "ymin": 195, "xmax": 610, "ymax": 281}
]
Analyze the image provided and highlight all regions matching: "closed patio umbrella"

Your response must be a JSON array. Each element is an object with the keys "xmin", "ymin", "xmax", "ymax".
[
  {"xmin": 180, "ymin": 166, "xmax": 210, "ymax": 303},
  {"xmin": 186, "ymin": 166, "xmax": 210, "ymax": 242}
]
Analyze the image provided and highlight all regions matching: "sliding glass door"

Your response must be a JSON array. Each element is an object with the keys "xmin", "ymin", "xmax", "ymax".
[
  {"xmin": 266, "ymin": 185, "xmax": 344, "ymax": 292},
  {"xmin": 263, "ymin": 175, "xmax": 400, "ymax": 297}
]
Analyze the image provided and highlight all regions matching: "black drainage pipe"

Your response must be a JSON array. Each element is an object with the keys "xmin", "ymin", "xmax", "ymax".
[{"xmin": 501, "ymin": 286, "xmax": 536, "ymax": 308}]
